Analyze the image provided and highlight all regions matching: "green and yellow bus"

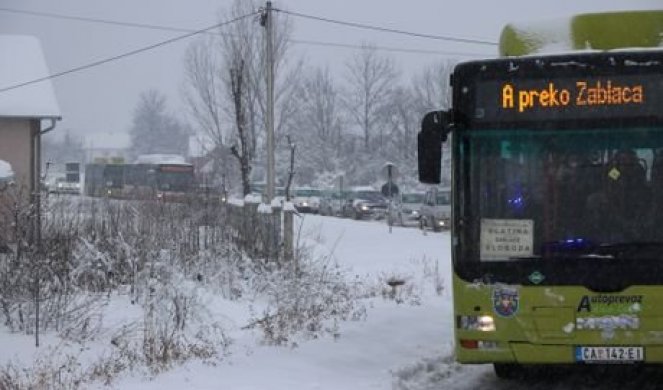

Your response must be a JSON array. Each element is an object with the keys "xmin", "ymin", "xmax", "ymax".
[{"xmin": 418, "ymin": 10, "xmax": 663, "ymax": 378}]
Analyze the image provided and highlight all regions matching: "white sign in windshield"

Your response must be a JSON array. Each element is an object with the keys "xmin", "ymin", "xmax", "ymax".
[{"xmin": 480, "ymin": 219, "xmax": 534, "ymax": 261}]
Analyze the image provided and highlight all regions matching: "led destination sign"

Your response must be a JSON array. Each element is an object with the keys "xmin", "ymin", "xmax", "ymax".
[
  {"xmin": 473, "ymin": 75, "xmax": 662, "ymax": 123},
  {"xmin": 502, "ymin": 80, "xmax": 643, "ymax": 113}
]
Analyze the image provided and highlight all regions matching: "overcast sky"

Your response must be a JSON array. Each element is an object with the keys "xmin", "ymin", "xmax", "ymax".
[{"xmin": 0, "ymin": 0, "xmax": 660, "ymax": 148}]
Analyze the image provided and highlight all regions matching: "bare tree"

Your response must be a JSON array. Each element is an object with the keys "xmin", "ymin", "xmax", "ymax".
[
  {"xmin": 411, "ymin": 60, "xmax": 455, "ymax": 114},
  {"xmin": 291, "ymin": 67, "xmax": 343, "ymax": 183},
  {"xmin": 183, "ymin": 0, "xmax": 300, "ymax": 193},
  {"xmin": 129, "ymin": 90, "xmax": 189, "ymax": 160},
  {"xmin": 343, "ymin": 44, "xmax": 398, "ymax": 152},
  {"xmin": 385, "ymin": 86, "xmax": 418, "ymax": 161},
  {"xmin": 183, "ymin": 37, "xmax": 225, "ymax": 149},
  {"xmin": 229, "ymin": 60, "xmax": 252, "ymax": 196}
]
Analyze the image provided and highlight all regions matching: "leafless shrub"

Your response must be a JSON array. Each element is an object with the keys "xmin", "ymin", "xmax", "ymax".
[
  {"xmin": 245, "ymin": 249, "xmax": 367, "ymax": 346},
  {"xmin": 135, "ymin": 257, "xmax": 230, "ymax": 372},
  {"xmin": 0, "ymin": 351, "xmax": 86, "ymax": 390}
]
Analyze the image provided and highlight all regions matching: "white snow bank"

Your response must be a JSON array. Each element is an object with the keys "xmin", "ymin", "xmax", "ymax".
[
  {"xmin": 257, "ymin": 203, "xmax": 272, "ymax": 214},
  {"xmin": 244, "ymin": 193, "xmax": 262, "ymax": 204},
  {"xmin": 227, "ymin": 197, "xmax": 244, "ymax": 207},
  {"xmin": 0, "ymin": 160, "xmax": 13, "ymax": 179},
  {"xmin": 0, "ymin": 35, "xmax": 60, "ymax": 118}
]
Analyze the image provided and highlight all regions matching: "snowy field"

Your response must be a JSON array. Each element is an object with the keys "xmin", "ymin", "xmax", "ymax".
[
  {"xmin": 3, "ymin": 210, "xmax": 663, "ymax": 389},
  {"xmin": 109, "ymin": 214, "xmax": 457, "ymax": 389}
]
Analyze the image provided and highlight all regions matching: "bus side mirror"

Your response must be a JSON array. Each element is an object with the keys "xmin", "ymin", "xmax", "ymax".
[{"xmin": 418, "ymin": 110, "xmax": 451, "ymax": 184}]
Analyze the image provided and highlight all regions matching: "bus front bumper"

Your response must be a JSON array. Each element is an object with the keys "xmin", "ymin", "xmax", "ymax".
[{"xmin": 457, "ymin": 342, "xmax": 663, "ymax": 364}]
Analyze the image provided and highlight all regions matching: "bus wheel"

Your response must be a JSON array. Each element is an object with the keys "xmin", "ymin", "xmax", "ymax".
[{"xmin": 493, "ymin": 363, "xmax": 523, "ymax": 380}]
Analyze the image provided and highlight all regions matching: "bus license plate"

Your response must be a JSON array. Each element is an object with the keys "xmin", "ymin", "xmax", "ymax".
[{"xmin": 575, "ymin": 346, "xmax": 644, "ymax": 363}]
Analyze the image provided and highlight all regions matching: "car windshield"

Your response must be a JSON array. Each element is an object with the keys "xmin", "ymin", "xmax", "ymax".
[
  {"xmin": 295, "ymin": 189, "xmax": 321, "ymax": 197},
  {"xmin": 460, "ymin": 127, "xmax": 663, "ymax": 262},
  {"xmin": 402, "ymin": 193, "xmax": 424, "ymax": 203},
  {"xmin": 436, "ymin": 192, "xmax": 451, "ymax": 205},
  {"xmin": 356, "ymin": 191, "xmax": 383, "ymax": 201}
]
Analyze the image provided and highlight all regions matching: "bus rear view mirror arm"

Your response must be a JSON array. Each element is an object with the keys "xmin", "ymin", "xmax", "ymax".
[{"xmin": 418, "ymin": 110, "xmax": 452, "ymax": 184}]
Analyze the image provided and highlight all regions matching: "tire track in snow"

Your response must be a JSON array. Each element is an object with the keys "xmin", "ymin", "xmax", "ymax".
[{"xmin": 393, "ymin": 354, "xmax": 663, "ymax": 390}]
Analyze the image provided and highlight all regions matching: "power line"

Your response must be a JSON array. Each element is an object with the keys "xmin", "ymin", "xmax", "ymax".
[
  {"xmin": 0, "ymin": 6, "xmax": 495, "ymax": 56},
  {"xmin": 0, "ymin": 7, "xmax": 198, "ymax": 34},
  {"xmin": 0, "ymin": 12, "xmax": 258, "ymax": 94},
  {"xmin": 274, "ymin": 8, "xmax": 498, "ymax": 47},
  {"xmin": 289, "ymin": 38, "xmax": 489, "ymax": 57}
]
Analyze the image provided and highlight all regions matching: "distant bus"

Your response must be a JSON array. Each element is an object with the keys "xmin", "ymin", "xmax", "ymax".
[
  {"xmin": 123, "ymin": 154, "xmax": 196, "ymax": 202},
  {"xmin": 85, "ymin": 156, "xmax": 195, "ymax": 202},
  {"xmin": 84, "ymin": 163, "xmax": 125, "ymax": 197}
]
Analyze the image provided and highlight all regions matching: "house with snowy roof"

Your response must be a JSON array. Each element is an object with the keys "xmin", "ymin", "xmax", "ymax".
[{"xmin": 0, "ymin": 35, "xmax": 61, "ymax": 194}]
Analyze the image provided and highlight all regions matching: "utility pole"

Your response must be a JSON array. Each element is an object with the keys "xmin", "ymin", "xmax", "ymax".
[
  {"xmin": 262, "ymin": 1, "xmax": 275, "ymax": 203},
  {"xmin": 261, "ymin": 2, "xmax": 279, "ymax": 262}
]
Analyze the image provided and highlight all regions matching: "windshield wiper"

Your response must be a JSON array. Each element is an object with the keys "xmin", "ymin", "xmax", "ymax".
[
  {"xmin": 540, "ymin": 240, "xmax": 663, "ymax": 259},
  {"xmin": 593, "ymin": 241, "xmax": 663, "ymax": 258}
]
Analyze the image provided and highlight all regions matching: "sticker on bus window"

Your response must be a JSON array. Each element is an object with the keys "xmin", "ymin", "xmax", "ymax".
[{"xmin": 480, "ymin": 219, "xmax": 534, "ymax": 261}]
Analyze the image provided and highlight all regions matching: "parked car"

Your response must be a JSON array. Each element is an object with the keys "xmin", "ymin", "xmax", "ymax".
[
  {"xmin": 420, "ymin": 187, "xmax": 451, "ymax": 231},
  {"xmin": 341, "ymin": 187, "xmax": 388, "ymax": 220},
  {"xmin": 392, "ymin": 192, "xmax": 425, "ymax": 226},
  {"xmin": 319, "ymin": 190, "xmax": 347, "ymax": 216},
  {"xmin": 293, "ymin": 187, "xmax": 322, "ymax": 213}
]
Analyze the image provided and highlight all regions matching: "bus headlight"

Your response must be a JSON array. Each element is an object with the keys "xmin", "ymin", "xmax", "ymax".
[{"xmin": 458, "ymin": 315, "xmax": 496, "ymax": 332}]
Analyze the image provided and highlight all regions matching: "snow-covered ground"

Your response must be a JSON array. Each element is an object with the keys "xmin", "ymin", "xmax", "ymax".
[
  {"xmin": 107, "ymin": 215, "xmax": 456, "ymax": 390},
  {"xmin": 2, "ymin": 212, "xmax": 658, "ymax": 389}
]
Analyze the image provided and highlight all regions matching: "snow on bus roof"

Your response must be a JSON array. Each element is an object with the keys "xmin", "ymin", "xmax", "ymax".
[
  {"xmin": 507, "ymin": 17, "xmax": 573, "ymax": 55},
  {"xmin": 134, "ymin": 154, "xmax": 189, "ymax": 165},
  {"xmin": 0, "ymin": 35, "xmax": 60, "ymax": 119},
  {"xmin": 500, "ymin": 11, "xmax": 663, "ymax": 57}
]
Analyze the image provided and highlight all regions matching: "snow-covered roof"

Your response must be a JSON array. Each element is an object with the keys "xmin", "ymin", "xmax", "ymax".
[
  {"xmin": 0, "ymin": 35, "xmax": 61, "ymax": 119},
  {"xmin": 0, "ymin": 160, "xmax": 13, "ymax": 179},
  {"xmin": 134, "ymin": 154, "xmax": 189, "ymax": 165}
]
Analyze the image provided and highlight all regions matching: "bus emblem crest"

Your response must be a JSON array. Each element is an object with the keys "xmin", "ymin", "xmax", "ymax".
[{"xmin": 492, "ymin": 287, "xmax": 519, "ymax": 317}]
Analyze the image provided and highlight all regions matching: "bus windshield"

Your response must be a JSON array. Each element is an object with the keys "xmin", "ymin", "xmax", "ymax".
[
  {"xmin": 104, "ymin": 165, "xmax": 124, "ymax": 188},
  {"xmin": 157, "ymin": 170, "xmax": 194, "ymax": 192},
  {"xmin": 461, "ymin": 126, "xmax": 663, "ymax": 262}
]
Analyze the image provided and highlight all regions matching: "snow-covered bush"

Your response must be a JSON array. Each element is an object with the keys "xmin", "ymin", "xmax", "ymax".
[
  {"xmin": 137, "ymin": 256, "xmax": 230, "ymax": 371},
  {"xmin": 359, "ymin": 257, "xmax": 445, "ymax": 306},
  {"xmin": 246, "ymin": 251, "xmax": 367, "ymax": 345}
]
